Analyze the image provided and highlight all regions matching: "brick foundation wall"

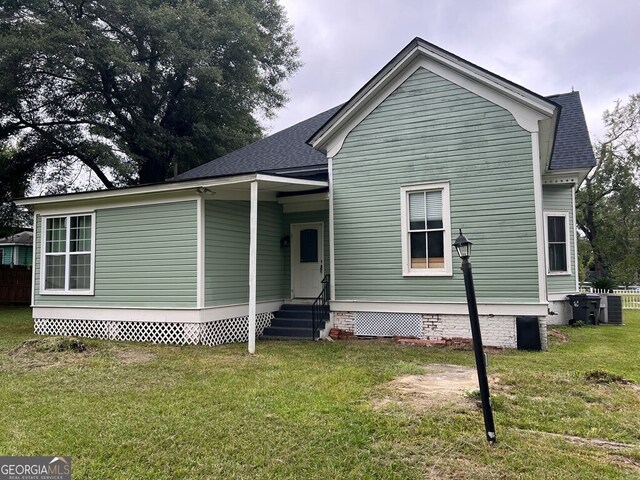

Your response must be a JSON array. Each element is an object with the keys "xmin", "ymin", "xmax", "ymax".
[
  {"xmin": 332, "ymin": 311, "xmax": 527, "ymax": 349},
  {"xmin": 421, "ymin": 314, "xmax": 517, "ymax": 348},
  {"xmin": 332, "ymin": 311, "xmax": 354, "ymax": 331}
]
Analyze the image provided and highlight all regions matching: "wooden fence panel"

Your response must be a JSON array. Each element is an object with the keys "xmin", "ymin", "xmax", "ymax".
[{"xmin": 0, "ymin": 265, "xmax": 32, "ymax": 304}]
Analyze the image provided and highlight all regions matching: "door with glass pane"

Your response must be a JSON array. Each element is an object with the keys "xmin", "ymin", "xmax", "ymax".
[{"xmin": 291, "ymin": 223, "xmax": 324, "ymax": 298}]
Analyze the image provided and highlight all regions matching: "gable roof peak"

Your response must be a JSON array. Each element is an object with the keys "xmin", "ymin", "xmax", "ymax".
[{"xmin": 308, "ymin": 36, "xmax": 557, "ymax": 155}]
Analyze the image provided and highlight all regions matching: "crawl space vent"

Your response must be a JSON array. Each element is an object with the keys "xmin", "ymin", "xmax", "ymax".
[{"xmin": 353, "ymin": 312, "xmax": 421, "ymax": 337}]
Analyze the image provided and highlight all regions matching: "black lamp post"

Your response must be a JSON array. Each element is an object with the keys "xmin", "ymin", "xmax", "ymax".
[{"xmin": 453, "ymin": 229, "xmax": 496, "ymax": 445}]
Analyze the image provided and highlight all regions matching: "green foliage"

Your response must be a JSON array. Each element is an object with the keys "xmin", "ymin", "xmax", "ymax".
[
  {"xmin": 0, "ymin": 0, "xmax": 299, "ymax": 192},
  {"xmin": 591, "ymin": 277, "xmax": 616, "ymax": 292},
  {"xmin": 0, "ymin": 146, "xmax": 32, "ymax": 232},
  {"xmin": 576, "ymin": 94, "xmax": 640, "ymax": 285}
]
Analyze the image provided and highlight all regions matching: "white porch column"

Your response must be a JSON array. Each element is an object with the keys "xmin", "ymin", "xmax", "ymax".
[{"xmin": 248, "ymin": 180, "xmax": 258, "ymax": 354}]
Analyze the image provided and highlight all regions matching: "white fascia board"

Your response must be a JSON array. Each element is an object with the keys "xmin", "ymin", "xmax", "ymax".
[
  {"xmin": 330, "ymin": 300, "xmax": 548, "ymax": 317},
  {"xmin": 312, "ymin": 44, "xmax": 555, "ymax": 156},
  {"xmin": 15, "ymin": 173, "xmax": 328, "ymax": 208},
  {"xmin": 277, "ymin": 192, "xmax": 329, "ymax": 204},
  {"xmin": 16, "ymin": 174, "xmax": 258, "ymax": 206},
  {"xmin": 254, "ymin": 174, "xmax": 327, "ymax": 189},
  {"xmin": 414, "ymin": 42, "xmax": 555, "ymax": 116}
]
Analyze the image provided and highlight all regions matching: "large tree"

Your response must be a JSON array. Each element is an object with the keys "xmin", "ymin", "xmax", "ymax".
[
  {"xmin": 576, "ymin": 94, "xmax": 640, "ymax": 284},
  {"xmin": 0, "ymin": 0, "xmax": 299, "ymax": 190}
]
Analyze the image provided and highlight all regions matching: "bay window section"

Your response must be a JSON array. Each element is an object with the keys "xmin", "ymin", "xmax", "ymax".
[
  {"xmin": 42, "ymin": 214, "xmax": 94, "ymax": 294},
  {"xmin": 401, "ymin": 183, "xmax": 452, "ymax": 276}
]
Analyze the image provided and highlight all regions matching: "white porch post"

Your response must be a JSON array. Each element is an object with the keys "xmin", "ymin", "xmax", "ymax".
[{"xmin": 248, "ymin": 180, "xmax": 258, "ymax": 354}]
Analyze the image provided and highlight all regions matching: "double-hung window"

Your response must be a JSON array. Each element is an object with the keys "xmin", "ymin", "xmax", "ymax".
[
  {"xmin": 545, "ymin": 212, "xmax": 570, "ymax": 274},
  {"xmin": 401, "ymin": 182, "xmax": 452, "ymax": 276},
  {"xmin": 41, "ymin": 213, "xmax": 95, "ymax": 294}
]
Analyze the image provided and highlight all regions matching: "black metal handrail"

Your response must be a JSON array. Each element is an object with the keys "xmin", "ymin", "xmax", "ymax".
[{"xmin": 311, "ymin": 275, "xmax": 330, "ymax": 340}]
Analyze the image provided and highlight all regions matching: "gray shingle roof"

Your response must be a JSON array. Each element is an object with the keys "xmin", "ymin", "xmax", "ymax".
[
  {"xmin": 0, "ymin": 231, "xmax": 33, "ymax": 245},
  {"xmin": 546, "ymin": 91, "xmax": 596, "ymax": 170},
  {"xmin": 177, "ymin": 91, "xmax": 594, "ymax": 181},
  {"xmin": 176, "ymin": 106, "xmax": 341, "ymax": 180}
]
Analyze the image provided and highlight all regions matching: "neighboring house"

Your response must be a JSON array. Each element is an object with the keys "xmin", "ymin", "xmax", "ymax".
[
  {"xmin": 0, "ymin": 231, "xmax": 33, "ymax": 266},
  {"xmin": 15, "ymin": 38, "xmax": 595, "ymax": 349}
]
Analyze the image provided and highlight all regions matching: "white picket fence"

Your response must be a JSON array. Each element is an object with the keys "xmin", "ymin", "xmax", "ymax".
[{"xmin": 580, "ymin": 288, "xmax": 640, "ymax": 310}]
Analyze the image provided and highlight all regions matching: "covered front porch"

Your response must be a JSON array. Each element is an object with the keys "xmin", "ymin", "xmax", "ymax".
[{"xmin": 197, "ymin": 173, "xmax": 331, "ymax": 352}]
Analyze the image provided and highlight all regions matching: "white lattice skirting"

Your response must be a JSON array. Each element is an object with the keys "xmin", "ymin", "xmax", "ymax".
[
  {"xmin": 34, "ymin": 313, "xmax": 274, "ymax": 346},
  {"xmin": 354, "ymin": 312, "xmax": 422, "ymax": 337}
]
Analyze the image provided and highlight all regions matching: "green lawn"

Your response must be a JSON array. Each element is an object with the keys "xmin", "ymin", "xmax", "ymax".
[{"xmin": 1, "ymin": 307, "xmax": 639, "ymax": 479}]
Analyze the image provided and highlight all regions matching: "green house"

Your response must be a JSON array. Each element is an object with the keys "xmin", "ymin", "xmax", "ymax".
[
  {"xmin": 16, "ymin": 39, "xmax": 595, "ymax": 350},
  {"xmin": 0, "ymin": 231, "xmax": 33, "ymax": 266}
]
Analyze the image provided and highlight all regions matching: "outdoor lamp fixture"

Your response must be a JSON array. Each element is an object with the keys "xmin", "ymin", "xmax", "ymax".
[{"xmin": 454, "ymin": 229, "xmax": 497, "ymax": 445}]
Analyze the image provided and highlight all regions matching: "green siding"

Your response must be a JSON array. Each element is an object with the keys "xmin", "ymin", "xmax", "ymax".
[
  {"xmin": 283, "ymin": 210, "xmax": 330, "ymax": 299},
  {"xmin": 34, "ymin": 201, "xmax": 198, "ymax": 307},
  {"xmin": 0, "ymin": 246, "xmax": 13, "ymax": 265},
  {"xmin": 205, "ymin": 200, "xmax": 287, "ymax": 306},
  {"xmin": 17, "ymin": 245, "xmax": 33, "ymax": 266},
  {"xmin": 332, "ymin": 67, "xmax": 539, "ymax": 303},
  {"xmin": 543, "ymin": 185, "xmax": 577, "ymax": 293}
]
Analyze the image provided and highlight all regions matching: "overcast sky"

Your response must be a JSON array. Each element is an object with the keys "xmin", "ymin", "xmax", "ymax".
[{"xmin": 265, "ymin": 0, "xmax": 639, "ymax": 141}]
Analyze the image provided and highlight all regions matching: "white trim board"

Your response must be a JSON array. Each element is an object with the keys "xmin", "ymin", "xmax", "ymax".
[
  {"xmin": 328, "ymin": 156, "xmax": 336, "ymax": 301},
  {"xmin": 16, "ymin": 173, "xmax": 328, "ymax": 207},
  {"xmin": 196, "ymin": 195, "xmax": 205, "ymax": 308},
  {"xmin": 330, "ymin": 300, "xmax": 548, "ymax": 317},
  {"xmin": 32, "ymin": 300, "xmax": 284, "ymax": 324},
  {"xmin": 532, "ymin": 132, "xmax": 548, "ymax": 303}
]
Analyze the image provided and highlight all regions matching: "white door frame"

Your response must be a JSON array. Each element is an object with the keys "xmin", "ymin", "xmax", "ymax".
[{"xmin": 290, "ymin": 222, "xmax": 324, "ymax": 298}]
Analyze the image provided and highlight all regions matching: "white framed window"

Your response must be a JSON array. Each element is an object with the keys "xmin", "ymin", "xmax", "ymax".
[
  {"xmin": 400, "ymin": 182, "xmax": 452, "ymax": 276},
  {"xmin": 544, "ymin": 212, "xmax": 571, "ymax": 275},
  {"xmin": 40, "ymin": 213, "xmax": 95, "ymax": 295}
]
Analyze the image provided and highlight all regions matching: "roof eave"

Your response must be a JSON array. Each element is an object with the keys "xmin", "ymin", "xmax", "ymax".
[
  {"xmin": 308, "ymin": 37, "xmax": 557, "ymax": 152},
  {"xmin": 15, "ymin": 173, "xmax": 328, "ymax": 207}
]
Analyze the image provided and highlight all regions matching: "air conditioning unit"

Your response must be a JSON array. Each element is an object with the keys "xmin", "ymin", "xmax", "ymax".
[
  {"xmin": 607, "ymin": 295, "xmax": 623, "ymax": 325},
  {"xmin": 599, "ymin": 294, "xmax": 623, "ymax": 325}
]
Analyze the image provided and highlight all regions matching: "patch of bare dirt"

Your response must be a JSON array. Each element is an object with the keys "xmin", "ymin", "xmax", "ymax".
[
  {"xmin": 5, "ymin": 337, "xmax": 93, "ymax": 370},
  {"xmin": 584, "ymin": 370, "xmax": 640, "ymax": 392},
  {"xmin": 375, "ymin": 364, "xmax": 485, "ymax": 411},
  {"xmin": 2, "ymin": 337, "xmax": 156, "ymax": 370},
  {"xmin": 548, "ymin": 328, "xmax": 568, "ymax": 343}
]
